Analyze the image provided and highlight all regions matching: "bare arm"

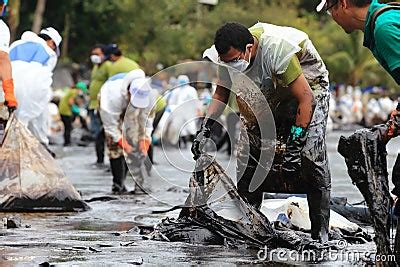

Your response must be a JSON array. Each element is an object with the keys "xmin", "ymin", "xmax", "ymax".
[
  {"xmin": 204, "ymin": 84, "xmax": 230, "ymax": 123},
  {"xmin": 0, "ymin": 51, "xmax": 12, "ymax": 81},
  {"xmin": 288, "ymin": 74, "xmax": 315, "ymax": 129}
]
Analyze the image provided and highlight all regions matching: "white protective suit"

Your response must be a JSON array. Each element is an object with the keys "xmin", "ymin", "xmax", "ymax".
[
  {"xmin": 0, "ymin": 20, "xmax": 9, "ymax": 53},
  {"xmin": 164, "ymin": 75, "xmax": 199, "ymax": 144},
  {"xmin": 9, "ymin": 31, "xmax": 58, "ymax": 145},
  {"xmin": 99, "ymin": 70, "xmax": 156, "ymax": 143}
]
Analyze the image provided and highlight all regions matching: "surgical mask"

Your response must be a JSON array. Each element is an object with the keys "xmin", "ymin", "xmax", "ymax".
[
  {"xmin": 226, "ymin": 58, "xmax": 249, "ymax": 72},
  {"xmin": 223, "ymin": 49, "xmax": 252, "ymax": 72},
  {"xmin": 90, "ymin": 55, "xmax": 102, "ymax": 64}
]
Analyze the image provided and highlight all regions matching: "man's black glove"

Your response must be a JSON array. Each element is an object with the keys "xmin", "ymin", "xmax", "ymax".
[
  {"xmin": 191, "ymin": 124, "xmax": 211, "ymax": 160},
  {"xmin": 7, "ymin": 106, "xmax": 16, "ymax": 114},
  {"xmin": 392, "ymin": 187, "xmax": 400, "ymax": 198},
  {"xmin": 282, "ymin": 125, "xmax": 307, "ymax": 179}
]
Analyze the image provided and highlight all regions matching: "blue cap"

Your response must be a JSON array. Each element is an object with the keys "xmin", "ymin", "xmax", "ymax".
[{"xmin": 104, "ymin": 43, "xmax": 119, "ymax": 59}]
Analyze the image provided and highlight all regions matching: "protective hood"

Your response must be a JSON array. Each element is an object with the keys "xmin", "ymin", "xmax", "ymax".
[{"xmin": 10, "ymin": 31, "xmax": 58, "ymax": 71}]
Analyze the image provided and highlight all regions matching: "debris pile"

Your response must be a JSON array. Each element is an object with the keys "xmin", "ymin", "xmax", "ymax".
[{"xmin": 0, "ymin": 118, "xmax": 89, "ymax": 212}]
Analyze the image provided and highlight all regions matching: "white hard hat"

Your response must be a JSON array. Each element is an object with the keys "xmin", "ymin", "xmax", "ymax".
[
  {"xmin": 40, "ymin": 27, "xmax": 62, "ymax": 56},
  {"xmin": 316, "ymin": 0, "xmax": 327, "ymax": 12},
  {"xmin": 130, "ymin": 77, "xmax": 151, "ymax": 109}
]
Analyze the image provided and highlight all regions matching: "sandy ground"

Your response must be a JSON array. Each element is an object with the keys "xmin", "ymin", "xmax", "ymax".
[{"xmin": 0, "ymin": 130, "xmax": 399, "ymax": 266}]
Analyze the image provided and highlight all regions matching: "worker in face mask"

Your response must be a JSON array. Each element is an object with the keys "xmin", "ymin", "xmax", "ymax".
[
  {"xmin": 193, "ymin": 22, "xmax": 331, "ymax": 243},
  {"xmin": 88, "ymin": 44, "xmax": 112, "ymax": 168}
]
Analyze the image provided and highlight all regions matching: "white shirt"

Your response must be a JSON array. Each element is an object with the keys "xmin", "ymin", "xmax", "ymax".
[{"xmin": 0, "ymin": 19, "xmax": 10, "ymax": 53}]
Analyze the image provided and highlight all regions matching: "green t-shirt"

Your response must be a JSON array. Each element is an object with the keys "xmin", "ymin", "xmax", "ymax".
[
  {"xmin": 89, "ymin": 61, "xmax": 112, "ymax": 110},
  {"xmin": 249, "ymin": 25, "xmax": 303, "ymax": 87},
  {"xmin": 153, "ymin": 95, "xmax": 167, "ymax": 114},
  {"xmin": 363, "ymin": 0, "xmax": 400, "ymax": 84},
  {"xmin": 59, "ymin": 88, "xmax": 78, "ymax": 116},
  {"xmin": 107, "ymin": 56, "xmax": 140, "ymax": 77}
]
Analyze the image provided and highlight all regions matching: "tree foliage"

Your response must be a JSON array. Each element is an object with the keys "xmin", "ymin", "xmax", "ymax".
[{"xmin": 8, "ymin": 0, "xmax": 400, "ymax": 91}]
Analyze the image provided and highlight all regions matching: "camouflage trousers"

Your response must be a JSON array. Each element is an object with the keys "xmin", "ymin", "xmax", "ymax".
[
  {"xmin": 105, "ymin": 110, "xmax": 146, "ymax": 160},
  {"xmin": 236, "ymin": 83, "xmax": 331, "ymax": 242}
]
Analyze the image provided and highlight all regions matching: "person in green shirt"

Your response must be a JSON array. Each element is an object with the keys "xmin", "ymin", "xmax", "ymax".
[
  {"xmin": 88, "ymin": 44, "xmax": 110, "ymax": 167},
  {"xmin": 59, "ymin": 81, "xmax": 87, "ymax": 146},
  {"xmin": 104, "ymin": 43, "xmax": 140, "ymax": 76},
  {"xmin": 316, "ymin": 0, "xmax": 400, "ymax": 84}
]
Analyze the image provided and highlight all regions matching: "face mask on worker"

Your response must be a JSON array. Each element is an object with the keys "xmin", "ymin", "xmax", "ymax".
[
  {"xmin": 90, "ymin": 55, "xmax": 102, "ymax": 64},
  {"xmin": 224, "ymin": 44, "xmax": 252, "ymax": 72}
]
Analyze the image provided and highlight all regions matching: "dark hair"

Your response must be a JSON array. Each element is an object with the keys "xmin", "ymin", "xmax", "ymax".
[
  {"xmin": 111, "ymin": 48, "xmax": 122, "ymax": 57},
  {"xmin": 38, "ymin": 33, "xmax": 52, "ymax": 41},
  {"xmin": 92, "ymin": 44, "xmax": 106, "ymax": 53},
  {"xmin": 214, "ymin": 22, "xmax": 254, "ymax": 55},
  {"xmin": 349, "ymin": 0, "xmax": 372, "ymax": 8},
  {"xmin": 105, "ymin": 43, "xmax": 122, "ymax": 58}
]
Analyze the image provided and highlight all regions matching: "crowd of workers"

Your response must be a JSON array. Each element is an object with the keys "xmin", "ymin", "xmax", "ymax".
[{"xmin": 0, "ymin": 0, "xmax": 400, "ymax": 249}]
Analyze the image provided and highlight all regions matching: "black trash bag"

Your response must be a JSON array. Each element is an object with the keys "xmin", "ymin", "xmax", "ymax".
[
  {"xmin": 338, "ymin": 125, "xmax": 392, "ymax": 256},
  {"xmin": 152, "ymin": 155, "xmax": 330, "ymax": 251},
  {"xmin": 0, "ymin": 118, "xmax": 89, "ymax": 212}
]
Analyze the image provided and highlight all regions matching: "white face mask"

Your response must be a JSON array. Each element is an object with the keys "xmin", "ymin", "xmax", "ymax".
[
  {"xmin": 90, "ymin": 55, "xmax": 102, "ymax": 64},
  {"xmin": 226, "ymin": 57, "xmax": 250, "ymax": 72},
  {"xmin": 222, "ymin": 46, "xmax": 252, "ymax": 72}
]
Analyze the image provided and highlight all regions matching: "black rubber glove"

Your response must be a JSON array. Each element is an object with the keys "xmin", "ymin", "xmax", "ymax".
[
  {"xmin": 282, "ymin": 125, "xmax": 307, "ymax": 179},
  {"xmin": 4, "ymin": 101, "xmax": 16, "ymax": 115},
  {"xmin": 191, "ymin": 121, "xmax": 212, "ymax": 160},
  {"xmin": 7, "ymin": 106, "xmax": 16, "ymax": 114}
]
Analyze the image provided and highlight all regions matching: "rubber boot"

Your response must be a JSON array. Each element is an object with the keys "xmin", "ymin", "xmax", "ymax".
[
  {"xmin": 307, "ymin": 190, "xmax": 330, "ymax": 243},
  {"xmin": 392, "ymin": 153, "xmax": 400, "ymax": 197},
  {"xmin": 110, "ymin": 156, "xmax": 127, "ymax": 194},
  {"xmin": 129, "ymin": 153, "xmax": 146, "ymax": 194},
  {"xmin": 396, "ymin": 218, "xmax": 400, "ymax": 265}
]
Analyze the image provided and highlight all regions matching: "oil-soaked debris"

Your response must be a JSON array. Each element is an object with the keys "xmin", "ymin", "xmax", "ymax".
[
  {"xmin": 72, "ymin": 246, "xmax": 88, "ymax": 250},
  {"xmin": 127, "ymin": 256, "xmax": 143, "ymax": 265},
  {"xmin": 85, "ymin": 196, "xmax": 119, "ymax": 203},
  {"xmin": 167, "ymin": 186, "xmax": 189, "ymax": 193},
  {"xmin": 98, "ymin": 243, "xmax": 115, "ymax": 248},
  {"xmin": 1, "ymin": 216, "xmax": 21, "ymax": 229},
  {"xmin": 152, "ymin": 155, "xmax": 336, "ymax": 251},
  {"xmin": 88, "ymin": 246, "xmax": 101, "ymax": 253},
  {"xmin": 111, "ymin": 232, "xmax": 121, "ymax": 236},
  {"xmin": 338, "ymin": 125, "xmax": 393, "ymax": 257},
  {"xmin": 38, "ymin": 262, "xmax": 53, "ymax": 267},
  {"xmin": 120, "ymin": 241, "xmax": 136, "ymax": 247}
]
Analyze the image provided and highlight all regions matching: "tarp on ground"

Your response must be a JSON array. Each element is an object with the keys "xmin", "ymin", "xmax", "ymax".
[{"xmin": 0, "ymin": 117, "xmax": 89, "ymax": 212}]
